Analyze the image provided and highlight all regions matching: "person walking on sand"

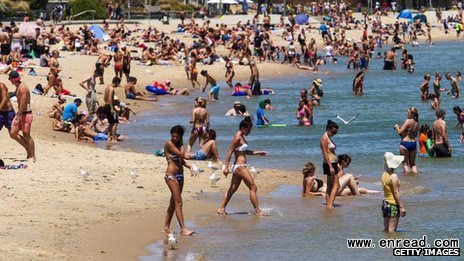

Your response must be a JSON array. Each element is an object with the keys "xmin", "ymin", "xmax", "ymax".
[
  {"xmin": 79, "ymin": 69, "xmax": 99, "ymax": 114},
  {"xmin": 394, "ymin": 107, "xmax": 419, "ymax": 174},
  {"xmin": 432, "ymin": 109, "xmax": 452, "ymax": 157},
  {"xmin": 320, "ymin": 120, "xmax": 339, "ymax": 208},
  {"xmin": 381, "ymin": 152, "xmax": 406, "ymax": 233},
  {"xmin": 113, "ymin": 47, "xmax": 123, "ymax": 79},
  {"xmin": 8, "ymin": 71, "xmax": 35, "ymax": 162},
  {"xmin": 43, "ymin": 50, "xmax": 62, "ymax": 96},
  {"xmin": 218, "ymin": 116, "xmax": 267, "ymax": 216},
  {"xmin": 162, "ymin": 125, "xmax": 196, "ymax": 236},
  {"xmin": 224, "ymin": 56, "xmax": 235, "ymax": 88},
  {"xmin": 187, "ymin": 97, "xmax": 209, "ymax": 153},
  {"xmin": 200, "ymin": 70, "xmax": 220, "ymax": 101},
  {"xmin": 104, "ymin": 76, "xmax": 121, "ymax": 142}
]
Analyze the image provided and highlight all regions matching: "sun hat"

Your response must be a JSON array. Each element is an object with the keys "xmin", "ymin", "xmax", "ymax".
[
  {"xmin": 384, "ymin": 152, "xmax": 404, "ymax": 170},
  {"xmin": 313, "ymin": 78, "xmax": 323, "ymax": 86},
  {"xmin": 234, "ymin": 101, "xmax": 241, "ymax": 105},
  {"xmin": 165, "ymin": 79, "xmax": 171, "ymax": 84}
]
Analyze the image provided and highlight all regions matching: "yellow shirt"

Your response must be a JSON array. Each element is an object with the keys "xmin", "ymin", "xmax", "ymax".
[{"xmin": 381, "ymin": 172, "xmax": 400, "ymax": 205}]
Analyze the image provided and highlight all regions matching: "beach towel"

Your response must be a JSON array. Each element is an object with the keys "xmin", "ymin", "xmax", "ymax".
[{"xmin": 0, "ymin": 164, "xmax": 28, "ymax": 170}]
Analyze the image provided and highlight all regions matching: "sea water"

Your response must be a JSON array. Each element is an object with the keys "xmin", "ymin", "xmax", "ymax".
[{"xmin": 119, "ymin": 42, "xmax": 464, "ymax": 260}]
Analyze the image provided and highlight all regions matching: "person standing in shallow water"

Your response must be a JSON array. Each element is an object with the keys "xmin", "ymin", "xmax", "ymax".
[
  {"xmin": 163, "ymin": 125, "xmax": 195, "ymax": 236},
  {"xmin": 381, "ymin": 152, "xmax": 406, "ymax": 233},
  {"xmin": 218, "ymin": 116, "xmax": 267, "ymax": 216},
  {"xmin": 320, "ymin": 120, "xmax": 339, "ymax": 208},
  {"xmin": 432, "ymin": 109, "xmax": 452, "ymax": 157},
  {"xmin": 394, "ymin": 107, "xmax": 419, "ymax": 174}
]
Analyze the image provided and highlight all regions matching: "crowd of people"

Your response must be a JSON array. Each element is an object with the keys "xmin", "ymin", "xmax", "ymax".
[{"xmin": 1, "ymin": 2, "xmax": 464, "ymax": 238}]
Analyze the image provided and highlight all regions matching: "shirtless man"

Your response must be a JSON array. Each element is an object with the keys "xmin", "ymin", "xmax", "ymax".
[
  {"xmin": 113, "ymin": 47, "xmax": 123, "ymax": 79},
  {"xmin": 0, "ymin": 31, "xmax": 10, "ymax": 64},
  {"xmin": 96, "ymin": 53, "xmax": 112, "ymax": 85},
  {"xmin": 383, "ymin": 47, "xmax": 397, "ymax": 70},
  {"xmin": 79, "ymin": 69, "xmax": 99, "ymax": 114},
  {"xmin": 103, "ymin": 76, "xmax": 121, "ymax": 142},
  {"xmin": 187, "ymin": 97, "xmax": 210, "ymax": 153},
  {"xmin": 0, "ymin": 82, "xmax": 15, "ymax": 138},
  {"xmin": 445, "ymin": 72, "xmax": 460, "ymax": 98},
  {"xmin": 249, "ymin": 60, "xmax": 260, "ymax": 86},
  {"xmin": 121, "ymin": 46, "xmax": 131, "ymax": 83},
  {"xmin": 8, "ymin": 71, "xmax": 36, "ymax": 162},
  {"xmin": 432, "ymin": 109, "xmax": 451, "ymax": 157},
  {"xmin": 200, "ymin": 70, "xmax": 220, "ymax": 101},
  {"xmin": 124, "ymin": 76, "xmax": 158, "ymax": 101}
]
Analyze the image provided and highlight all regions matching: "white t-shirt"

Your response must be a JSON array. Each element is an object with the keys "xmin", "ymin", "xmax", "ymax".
[{"xmin": 324, "ymin": 45, "xmax": 333, "ymax": 57}]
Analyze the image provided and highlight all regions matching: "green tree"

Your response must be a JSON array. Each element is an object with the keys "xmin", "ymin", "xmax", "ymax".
[
  {"xmin": 27, "ymin": 0, "xmax": 49, "ymax": 10},
  {"xmin": 71, "ymin": 0, "xmax": 106, "ymax": 20}
]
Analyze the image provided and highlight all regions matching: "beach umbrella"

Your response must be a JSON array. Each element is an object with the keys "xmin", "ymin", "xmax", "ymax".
[
  {"xmin": 397, "ymin": 9, "xmax": 412, "ymax": 19},
  {"xmin": 18, "ymin": 22, "xmax": 39, "ymax": 38},
  {"xmin": 294, "ymin": 14, "xmax": 309, "ymax": 25},
  {"xmin": 413, "ymin": 14, "xmax": 427, "ymax": 24},
  {"xmin": 89, "ymin": 24, "xmax": 110, "ymax": 41}
]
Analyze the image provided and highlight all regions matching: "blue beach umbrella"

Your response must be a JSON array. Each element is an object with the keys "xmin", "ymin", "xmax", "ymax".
[
  {"xmin": 397, "ymin": 9, "xmax": 412, "ymax": 19},
  {"xmin": 294, "ymin": 14, "xmax": 309, "ymax": 25},
  {"xmin": 89, "ymin": 24, "xmax": 110, "ymax": 41}
]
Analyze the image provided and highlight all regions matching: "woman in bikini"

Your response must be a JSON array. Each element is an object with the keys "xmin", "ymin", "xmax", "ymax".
[
  {"xmin": 224, "ymin": 56, "xmax": 235, "ymax": 88},
  {"xmin": 320, "ymin": 120, "xmax": 339, "ymax": 208},
  {"xmin": 187, "ymin": 97, "xmax": 209, "ymax": 153},
  {"xmin": 189, "ymin": 52, "xmax": 201, "ymax": 88},
  {"xmin": 43, "ymin": 50, "xmax": 62, "ymax": 96},
  {"xmin": 162, "ymin": 125, "xmax": 195, "ymax": 236},
  {"xmin": 394, "ymin": 107, "xmax": 419, "ymax": 174},
  {"xmin": 302, "ymin": 157, "xmax": 379, "ymax": 197},
  {"xmin": 218, "ymin": 116, "xmax": 267, "ymax": 216}
]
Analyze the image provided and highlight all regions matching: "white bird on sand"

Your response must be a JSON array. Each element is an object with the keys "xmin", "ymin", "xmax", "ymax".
[
  {"xmin": 209, "ymin": 173, "xmax": 221, "ymax": 187},
  {"xmin": 249, "ymin": 166, "xmax": 262, "ymax": 177},
  {"xmin": 207, "ymin": 161, "xmax": 219, "ymax": 170},
  {"xmin": 191, "ymin": 164, "xmax": 204, "ymax": 176},
  {"xmin": 167, "ymin": 232, "xmax": 179, "ymax": 249},
  {"xmin": 336, "ymin": 113, "xmax": 359, "ymax": 125},
  {"xmin": 80, "ymin": 169, "xmax": 89, "ymax": 180},
  {"xmin": 129, "ymin": 170, "xmax": 138, "ymax": 183}
]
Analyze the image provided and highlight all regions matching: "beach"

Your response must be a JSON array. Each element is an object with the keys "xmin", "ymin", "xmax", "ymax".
[{"xmin": 1, "ymin": 9, "xmax": 463, "ymax": 259}]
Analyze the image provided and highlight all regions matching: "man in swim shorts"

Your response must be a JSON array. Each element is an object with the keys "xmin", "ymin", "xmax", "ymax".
[
  {"xmin": 0, "ymin": 82, "xmax": 15, "ymax": 135},
  {"xmin": 200, "ymin": 70, "xmax": 220, "ymax": 101},
  {"xmin": 8, "ymin": 71, "xmax": 36, "ymax": 162},
  {"xmin": 432, "ymin": 109, "xmax": 452, "ymax": 157}
]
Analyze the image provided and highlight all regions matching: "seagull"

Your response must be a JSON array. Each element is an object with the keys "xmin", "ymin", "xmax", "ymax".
[
  {"xmin": 209, "ymin": 173, "xmax": 221, "ymax": 187},
  {"xmin": 80, "ymin": 169, "xmax": 90, "ymax": 181},
  {"xmin": 191, "ymin": 164, "xmax": 203, "ymax": 177},
  {"xmin": 167, "ymin": 232, "xmax": 179, "ymax": 249},
  {"xmin": 207, "ymin": 161, "xmax": 219, "ymax": 170},
  {"xmin": 336, "ymin": 113, "xmax": 360, "ymax": 125},
  {"xmin": 129, "ymin": 170, "xmax": 138, "ymax": 183},
  {"xmin": 249, "ymin": 166, "xmax": 262, "ymax": 178}
]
